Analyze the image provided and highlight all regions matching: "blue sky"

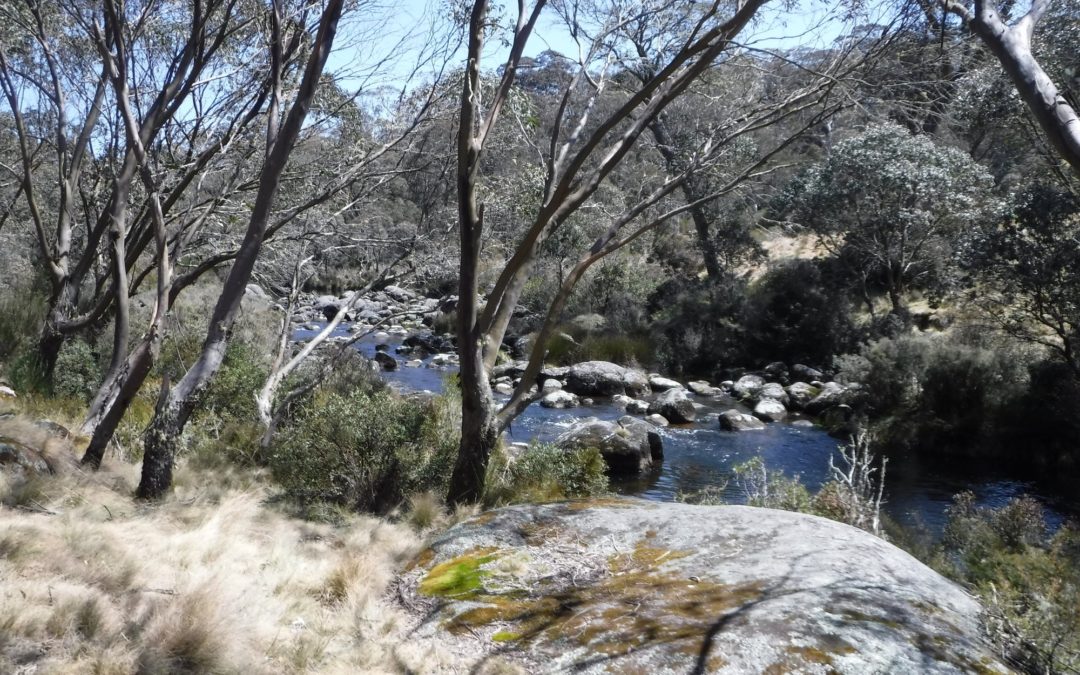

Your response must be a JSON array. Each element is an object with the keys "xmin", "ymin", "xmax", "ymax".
[{"xmin": 324, "ymin": 0, "xmax": 892, "ymax": 93}]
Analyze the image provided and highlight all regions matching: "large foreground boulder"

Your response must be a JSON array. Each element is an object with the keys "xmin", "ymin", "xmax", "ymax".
[
  {"xmin": 563, "ymin": 361, "xmax": 650, "ymax": 398},
  {"xmin": 554, "ymin": 416, "xmax": 662, "ymax": 474},
  {"xmin": 401, "ymin": 500, "xmax": 1010, "ymax": 674}
]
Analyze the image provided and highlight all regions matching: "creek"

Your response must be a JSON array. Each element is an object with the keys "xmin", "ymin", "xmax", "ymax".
[{"xmin": 296, "ymin": 324, "xmax": 1072, "ymax": 535}]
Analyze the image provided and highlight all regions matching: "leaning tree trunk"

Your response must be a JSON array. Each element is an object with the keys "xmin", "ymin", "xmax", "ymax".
[
  {"xmin": 136, "ymin": 0, "xmax": 345, "ymax": 499},
  {"xmin": 960, "ymin": 0, "xmax": 1080, "ymax": 177}
]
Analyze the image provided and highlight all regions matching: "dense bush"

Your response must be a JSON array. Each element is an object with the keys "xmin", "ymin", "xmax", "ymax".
[
  {"xmin": 270, "ymin": 390, "xmax": 458, "ymax": 513},
  {"xmin": 484, "ymin": 443, "xmax": 609, "ymax": 506},
  {"xmin": 743, "ymin": 259, "xmax": 854, "ymax": 368},
  {"xmin": 649, "ymin": 274, "xmax": 748, "ymax": 376},
  {"xmin": 938, "ymin": 493, "xmax": 1080, "ymax": 674},
  {"xmin": 835, "ymin": 333, "xmax": 1028, "ymax": 454},
  {"xmin": 52, "ymin": 339, "xmax": 103, "ymax": 402},
  {"xmin": 0, "ymin": 283, "xmax": 45, "ymax": 363}
]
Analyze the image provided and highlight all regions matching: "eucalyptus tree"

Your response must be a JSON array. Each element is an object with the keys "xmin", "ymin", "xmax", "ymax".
[
  {"xmin": 126, "ymin": 0, "xmax": 346, "ymax": 497},
  {"xmin": 941, "ymin": 0, "xmax": 1080, "ymax": 176},
  {"xmin": 973, "ymin": 185, "xmax": 1080, "ymax": 377},
  {"xmin": 783, "ymin": 123, "xmax": 1001, "ymax": 313},
  {"xmin": 446, "ymin": 0, "xmax": 886, "ymax": 504},
  {"xmin": 0, "ymin": 0, "xmax": 263, "ymax": 380}
]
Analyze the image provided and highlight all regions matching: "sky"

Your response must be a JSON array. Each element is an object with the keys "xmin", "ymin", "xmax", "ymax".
[{"xmin": 323, "ymin": 0, "xmax": 893, "ymax": 94}]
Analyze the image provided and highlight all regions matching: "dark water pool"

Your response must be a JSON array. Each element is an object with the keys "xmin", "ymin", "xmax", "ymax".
[{"xmin": 296, "ymin": 323, "xmax": 1074, "ymax": 535}]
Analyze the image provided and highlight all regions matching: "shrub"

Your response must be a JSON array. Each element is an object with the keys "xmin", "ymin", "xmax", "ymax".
[
  {"xmin": 649, "ymin": 274, "xmax": 748, "ymax": 376},
  {"xmin": 0, "ymin": 280, "xmax": 46, "ymax": 363},
  {"xmin": 836, "ymin": 333, "xmax": 1029, "ymax": 454},
  {"xmin": 937, "ymin": 493, "xmax": 1080, "ymax": 674},
  {"xmin": 731, "ymin": 457, "xmax": 813, "ymax": 513},
  {"xmin": 270, "ymin": 390, "xmax": 458, "ymax": 513},
  {"xmin": 743, "ymin": 259, "xmax": 854, "ymax": 367},
  {"xmin": 53, "ymin": 339, "xmax": 103, "ymax": 402},
  {"xmin": 484, "ymin": 443, "xmax": 609, "ymax": 506}
]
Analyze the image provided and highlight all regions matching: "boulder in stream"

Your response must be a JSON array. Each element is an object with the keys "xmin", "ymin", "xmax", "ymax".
[
  {"xmin": 564, "ymin": 361, "xmax": 651, "ymax": 398},
  {"xmin": 718, "ymin": 409, "xmax": 766, "ymax": 431},
  {"xmin": 554, "ymin": 416, "xmax": 662, "ymax": 474},
  {"xmin": 647, "ymin": 388, "xmax": 696, "ymax": 424}
]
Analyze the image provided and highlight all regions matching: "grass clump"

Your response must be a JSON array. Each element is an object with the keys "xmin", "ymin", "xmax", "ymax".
[{"xmin": 483, "ymin": 443, "xmax": 609, "ymax": 507}]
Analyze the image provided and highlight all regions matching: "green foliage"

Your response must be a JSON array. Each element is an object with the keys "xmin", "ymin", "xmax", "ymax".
[
  {"xmin": 186, "ymin": 341, "xmax": 268, "ymax": 467},
  {"xmin": 969, "ymin": 184, "xmax": 1080, "ymax": 377},
  {"xmin": 483, "ymin": 443, "xmax": 609, "ymax": 507},
  {"xmin": 52, "ymin": 339, "xmax": 102, "ymax": 402},
  {"xmin": 543, "ymin": 331, "xmax": 654, "ymax": 368},
  {"xmin": 0, "ymin": 282, "xmax": 45, "ymax": 363},
  {"xmin": 649, "ymin": 274, "xmax": 748, "ymax": 376},
  {"xmin": 781, "ymin": 122, "xmax": 1001, "ymax": 308},
  {"xmin": 937, "ymin": 493, "xmax": 1080, "ymax": 674},
  {"xmin": 270, "ymin": 390, "xmax": 458, "ymax": 513},
  {"xmin": 835, "ymin": 333, "xmax": 1028, "ymax": 452},
  {"xmin": 6, "ymin": 349, "xmax": 49, "ymax": 395},
  {"xmin": 743, "ymin": 259, "xmax": 854, "ymax": 367},
  {"xmin": 731, "ymin": 457, "xmax": 814, "ymax": 513}
]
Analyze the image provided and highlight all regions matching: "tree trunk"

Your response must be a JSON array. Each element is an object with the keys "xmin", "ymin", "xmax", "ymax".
[
  {"xmin": 135, "ymin": 0, "xmax": 345, "ymax": 499},
  {"xmin": 963, "ymin": 3, "xmax": 1080, "ymax": 177},
  {"xmin": 138, "ymin": 389, "xmax": 187, "ymax": 499},
  {"xmin": 448, "ymin": 348, "xmax": 498, "ymax": 505},
  {"xmin": 647, "ymin": 117, "xmax": 723, "ymax": 279},
  {"xmin": 81, "ymin": 341, "xmax": 156, "ymax": 468}
]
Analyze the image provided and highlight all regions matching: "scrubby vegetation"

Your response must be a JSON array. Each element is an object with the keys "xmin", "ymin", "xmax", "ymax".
[{"xmin": 2, "ymin": 0, "xmax": 1080, "ymax": 670}]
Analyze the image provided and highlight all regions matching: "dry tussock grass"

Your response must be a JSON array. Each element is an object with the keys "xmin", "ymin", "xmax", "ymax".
[{"xmin": 0, "ymin": 422, "xmax": 472, "ymax": 674}]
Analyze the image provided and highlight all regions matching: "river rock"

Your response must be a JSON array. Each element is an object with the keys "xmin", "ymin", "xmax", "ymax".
[
  {"xmin": 564, "ymin": 361, "xmax": 651, "ymax": 398},
  {"xmin": 805, "ymin": 381, "xmax": 850, "ymax": 414},
  {"xmin": 686, "ymin": 380, "xmax": 719, "ymax": 396},
  {"xmin": 647, "ymin": 388, "xmax": 696, "ymax": 424},
  {"xmin": 404, "ymin": 359, "xmax": 423, "ymax": 368},
  {"xmin": 0, "ymin": 385, "xmax": 15, "ymax": 399},
  {"xmin": 540, "ymin": 390, "xmax": 578, "ymax": 409},
  {"xmin": 763, "ymin": 361, "xmax": 788, "ymax": 382},
  {"xmin": 719, "ymin": 409, "xmax": 766, "ymax": 431},
  {"xmin": 402, "ymin": 500, "xmax": 1009, "ymax": 674},
  {"xmin": 821, "ymin": 403, "xmax": 857, "ymax": 436},
  {"xmin": 645, "ymin": 413, "xmax": 669, "ymax": 427},
  {"xmin": 792, "ymin": 363, "xmax": 824, "ymax": 381},
  {"xmin": 541, "ymin": 379, "xmax": 563, "ymax": 392},
  {"xmin": 613, "ymin": 395, "xmax": 648, "ymax": 414},
  {"xmin": 430, "ymin": 353, "xmax": 457, "ymax": 367},
  {"xmin": 382, "ymin": 285, "xmax": 415, "ymax": 303},
  {"xmin": 785, "ymin": 382, "xmax": 820, "ymax": 410},
  {"xmin": 554, "ymin": 417, "xmax": 662, "ymax": 474},
  {"xmin": 373, "ymin": 351, "xmax": 398, "ymax": 371},
  {"xmin": 753, "ymin": 398, "xmax": 787, "ymax": 422},
  {"xmin": 758, "ymin": 382, "xmax": 789, "ymax": 405},
  {"xmin": 648, "ymin": 375, "xmax": 684, "ymax": 391},
  {"xmin": 403, "ymin": 332, "xmax": 453, "ymax": 355},
  {"xmin": 494, "ymin": 382, "xmax": 514, "ymax": 396},
  {"xmin": 732, "ymin": 374, "xmax": 765, "ymax": 399}
]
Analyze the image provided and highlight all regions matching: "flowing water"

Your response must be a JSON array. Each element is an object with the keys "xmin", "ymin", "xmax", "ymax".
[{"xmin": 296, "ymin": 324, "xmax": 1073, "ymax": 535}]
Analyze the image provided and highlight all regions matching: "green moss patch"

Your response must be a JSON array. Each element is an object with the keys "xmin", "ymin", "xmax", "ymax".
[{"xmin": 418, "ymin": 546, "xmax": 502, "ymax": 598}]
